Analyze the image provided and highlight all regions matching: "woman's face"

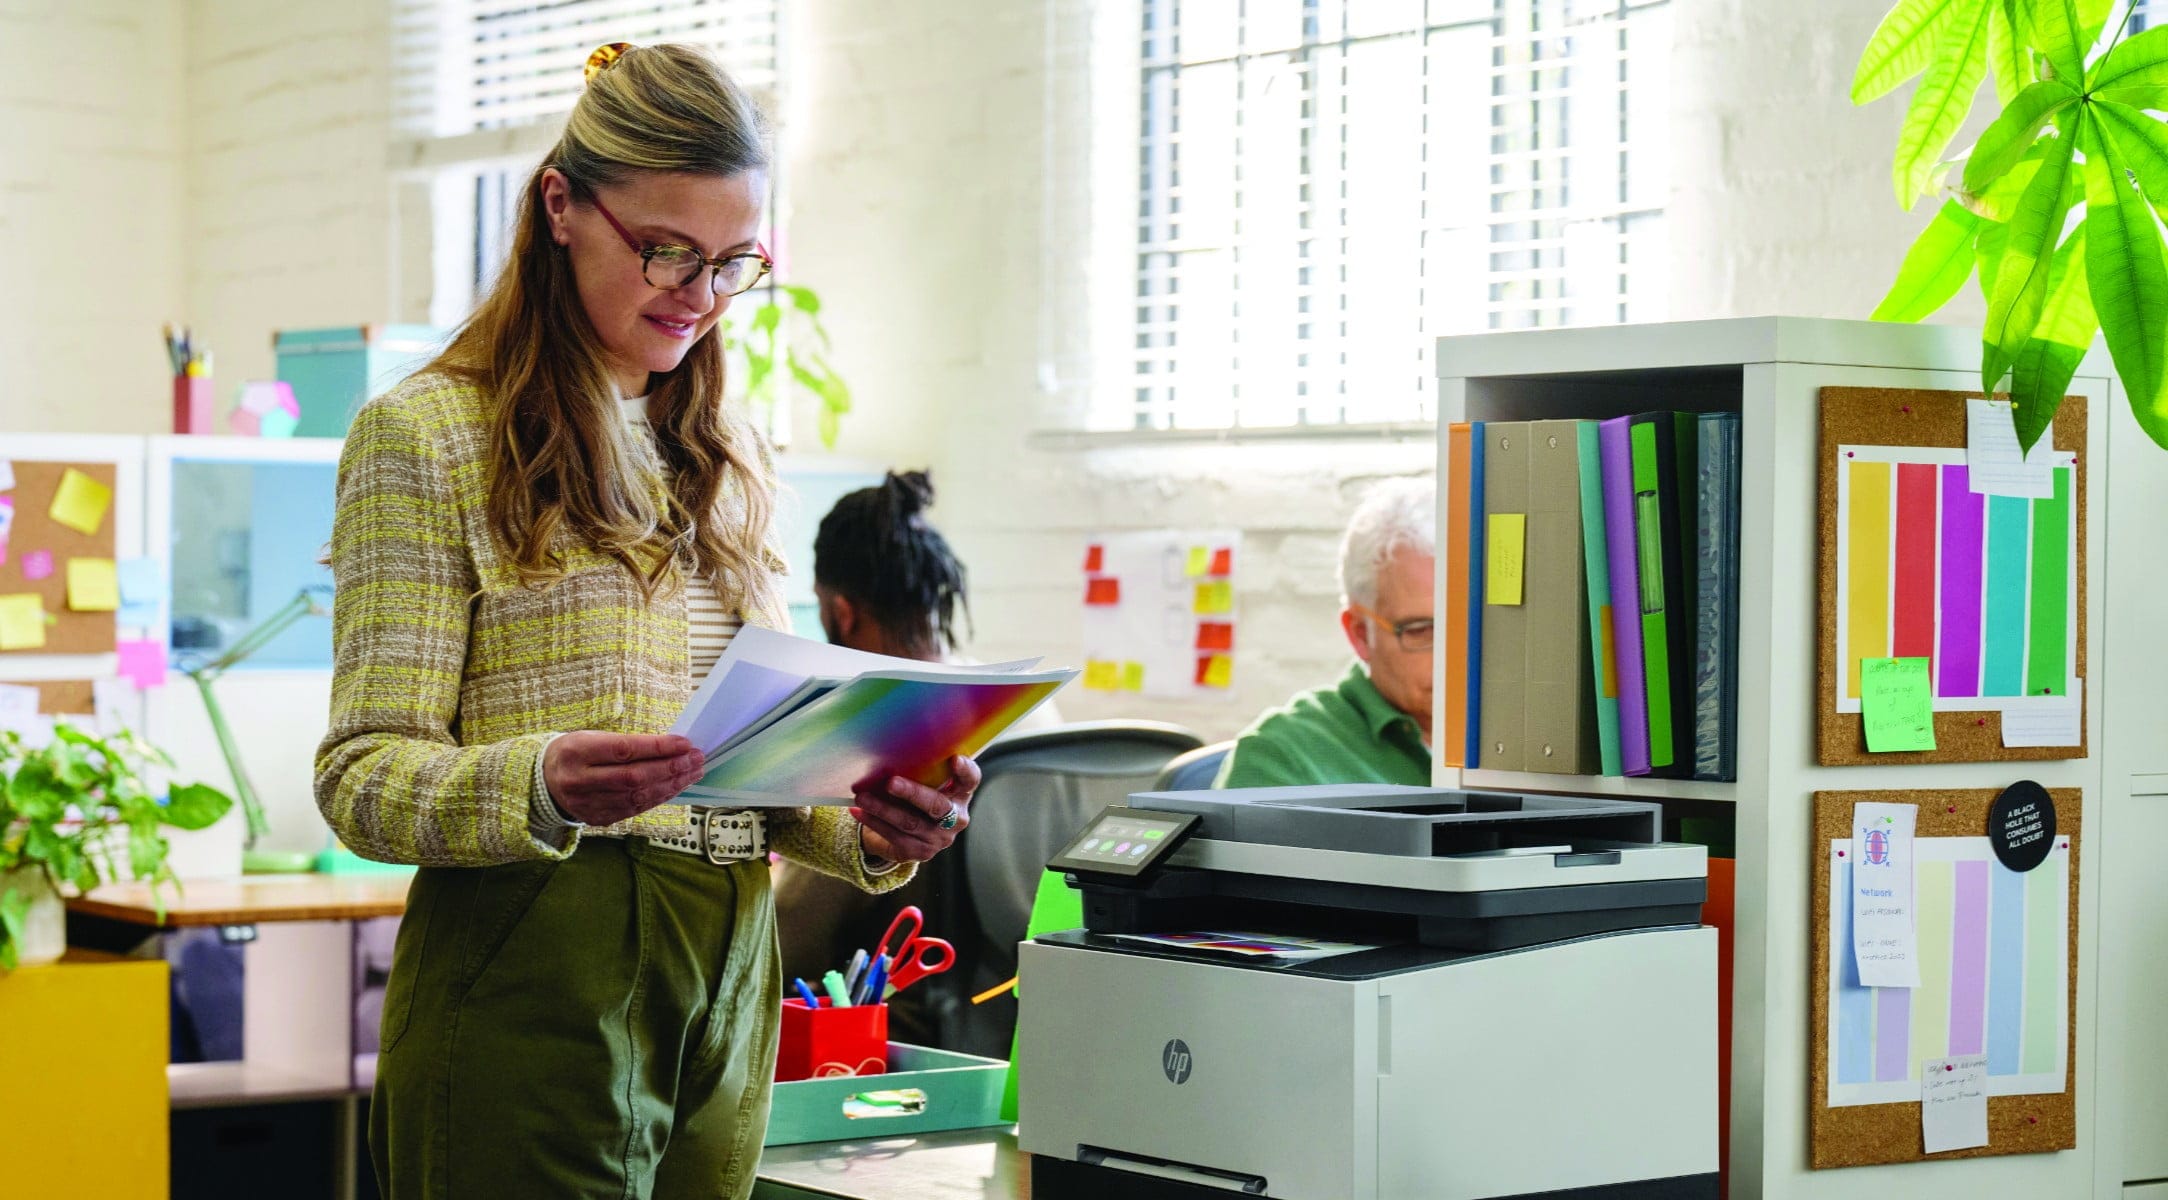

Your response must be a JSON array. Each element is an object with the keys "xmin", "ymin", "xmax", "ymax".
[{"xmin": 541, "ymin": 167, "xmax": 767, "ymax": 394}]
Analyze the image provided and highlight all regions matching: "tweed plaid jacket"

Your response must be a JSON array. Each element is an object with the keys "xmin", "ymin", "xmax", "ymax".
[{"xmin": 313, "ymin": 371, "xmax": 906, "ymax": 890}]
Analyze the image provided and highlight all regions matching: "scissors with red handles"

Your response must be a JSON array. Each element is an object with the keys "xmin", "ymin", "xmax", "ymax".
[{"xmin": 873, "ymin": 904, "xmax": 955, "ymax": 998}]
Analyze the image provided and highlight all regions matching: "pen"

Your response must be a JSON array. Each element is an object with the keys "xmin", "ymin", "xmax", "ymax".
[
  {"xmin": 792, "ymin": 977, "xmax": 821, "ymax": 1009},
  {"xmin": 821, "ymin": 969, "xmax": 853, "ymax": 1008},
  {"xmin": 842, "ymin": 948, "xmax": 868, "ymax": 995},
  {"xmin": 858, "ymin": 956, "xmax": 888, "ymax": 1007}
]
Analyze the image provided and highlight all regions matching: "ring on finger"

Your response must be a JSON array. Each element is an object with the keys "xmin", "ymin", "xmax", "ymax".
[{"xmin": 938, "ymin": 804, "xmax": 961, "ymax": 831}]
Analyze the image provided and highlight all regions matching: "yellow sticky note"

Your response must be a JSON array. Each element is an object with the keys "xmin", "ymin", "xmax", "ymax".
[
  {"xmin": 1193, "ymin": 581, "xmax": 1233, "ymax": 615},
  {"xmin": 1202, "ymin": 654, "xmax": 1234, "ymax": 688},
  {"xmin": 1084, "ymin": 660, "xmax": 1120, "ymax": 690},
  {"xmin": 1185, "ymin": 547, "xmax": 1210, "ymax": 577},
  {"xmin": 0, "ymin": 594, "xmax": 46, "ymax": 650},
  {"xmin": 1121, "ymin": 661, "xmax": 1146, "ymax": 691},
  {"xmin": 1486, "ymin": 513, "xmax": 1526, "ymax": 606},
  {"xmin": 49, "ymin": 469, "xmax": 112, "ymax": 536},
  {"xmin": 66, "ymin": 558, "xmax": 120, "ymax": 613}
]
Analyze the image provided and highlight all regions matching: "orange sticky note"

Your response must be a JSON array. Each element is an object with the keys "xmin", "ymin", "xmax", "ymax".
[
  {"xmin": 1210, "ymin": 547, "xmax": 1233, "ymax": 577},
  {"xmin": 1086, "ymin": 577, "xmax": 1121, "ymax": 606},
  {"xmin": 49, "ymin": 469, "xmax": 112, "ymax": 536},
  {"xmin": 67, "ymin": 558, "xmax": 120, "ymax": 612},
  {"xmin": 1120, "ymin": 662, "xmax": 1146, "ymax": 691},
  {"xmin": 1196, "ymin": 622, "xmax": 1235, "ymax": 652},
  {"xmin": 1084, "ymin": 544, "xmax": 1104, "ymax": 573},
  {"xmin": 1193, "ymin": 581, "xmax": 1233, "ymax": 615},
  {"xmin": 1084, "ymin": 660, "xmax": 1120, "ymax": 690},
  {"xmin": 0, "ymin": 594, "xmax": 46, "ymax": 650}
]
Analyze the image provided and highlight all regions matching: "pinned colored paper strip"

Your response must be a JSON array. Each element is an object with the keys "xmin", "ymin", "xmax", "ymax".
[
  {"xmin": 1891, "ymin": 463, "xmax": 1938, "ymax": 665},
  {"xmin": 1982, "ymin": 494, "xmax": 2029, "ymax": 697},
  {"xmin": 1910, "ymin": 860, "xmax": 1954, "ymax": 1080},
  {"xmin": 2022, "ymin": 862, "xmax": 2061, "ymax": 1074},
  {"xmin": 2026, "ymin": 468, "xmax": 2070, "ymax": 698},
  {"xmin": 1937, "ymin": 467, "xmax": 1984, "ymax": 698},
  {"xmin": 1845, "ymin": 462, "xmax": 1891, "ymax": 700},
  {"xmin": 1834, "ymin": 862, "xmax": 1876, "ymax": 1085},
  {"xmin": 1986, "ymin": 860, "xmax": 2027, "ymax": 1075},
  {"xmin": 1948, "ymin": 860, "xmax": 1990, "ymax": 1056}
]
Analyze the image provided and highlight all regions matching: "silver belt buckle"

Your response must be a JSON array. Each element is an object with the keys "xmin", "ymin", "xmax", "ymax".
[{"xmin": 701, "ymin": 810, "xmax": 763, "ymax": 864}]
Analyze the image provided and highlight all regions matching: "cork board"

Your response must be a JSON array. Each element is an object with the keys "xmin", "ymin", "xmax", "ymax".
[
  {"xmin": 29, "ymin": 679, "xmax": 94, "ymax": 715},
  {"xmin": 1, "ymin": 461, "xmax": 118, "ymax": 656},
  {"xmin": 1810, "ymin": 787, "xmax": 2080, "ymax": 1168},
  {"xmin": 1816, "ymin": 388, "xmax": 2086, "ymax": 765}
]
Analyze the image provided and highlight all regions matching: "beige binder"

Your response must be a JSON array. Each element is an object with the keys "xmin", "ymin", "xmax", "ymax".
[{"xmin": 1523, "ymin": 419, "xmax": 1600, "ymax": 774}]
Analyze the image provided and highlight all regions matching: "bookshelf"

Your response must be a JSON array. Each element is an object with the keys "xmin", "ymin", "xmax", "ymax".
[{"xmin": 1434, "ymin": 318, "xmax": 2128, "ymax": 1199}]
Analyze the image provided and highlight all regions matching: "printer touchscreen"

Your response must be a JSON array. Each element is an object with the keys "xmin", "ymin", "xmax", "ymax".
[{"xmin": 1049, "ymin": 807, "xmax": 1201, "ymax": 879}]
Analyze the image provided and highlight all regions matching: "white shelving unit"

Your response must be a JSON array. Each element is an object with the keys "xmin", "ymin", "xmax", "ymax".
[{"xmin": 1432, "ymin": 317, "xmax": 2156, "ymax": 1199}]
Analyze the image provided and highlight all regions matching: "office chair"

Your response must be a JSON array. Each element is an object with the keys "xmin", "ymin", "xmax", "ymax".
[
  {"xmin": 1151, "ymin": 740, "xmax": 1234, "ymax": 792},
  {"xmin": 914, "ymin": 720, "xmax": 1203, "ymax": 1058}
]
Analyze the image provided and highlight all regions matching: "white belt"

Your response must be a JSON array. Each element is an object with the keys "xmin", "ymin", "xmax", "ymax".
[{"xmin": 595, "ymin": 809, "xmax": 767, "ymax": 865}]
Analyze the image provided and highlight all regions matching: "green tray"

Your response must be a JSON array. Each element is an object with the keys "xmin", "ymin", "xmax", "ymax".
[{"xmin": 765, "ymin": 1043, "xmax": 1007, "ymax": 1146}]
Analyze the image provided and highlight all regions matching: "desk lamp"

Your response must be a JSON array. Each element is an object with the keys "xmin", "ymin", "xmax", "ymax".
[{"xmin": 180, "ymin": 586, "xmax": 331, "ymax": 875}]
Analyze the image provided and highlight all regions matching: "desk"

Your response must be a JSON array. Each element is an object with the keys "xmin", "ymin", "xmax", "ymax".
[
  {"xmin": 70, "ymin": 873, "xmax": 411, "ymax": 927},
  {"xmin": 754, "ymin": 1126, "xmax": 1029, "ymax": 1199}
]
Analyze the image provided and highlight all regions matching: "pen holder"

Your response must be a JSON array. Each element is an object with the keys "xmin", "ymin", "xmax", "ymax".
[
  {"xmin": 776, "ymin": 997, "xmax": 888, "ymax": 1082},
  {"xmin": 173, "ymin": 375, "xmax": 214, "ymax": 435}
]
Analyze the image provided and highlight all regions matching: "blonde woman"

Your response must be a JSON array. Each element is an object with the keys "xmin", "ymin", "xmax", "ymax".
[{"xmin": 314, "ymin": 43, "xmax": 978, "ymax": 1199}]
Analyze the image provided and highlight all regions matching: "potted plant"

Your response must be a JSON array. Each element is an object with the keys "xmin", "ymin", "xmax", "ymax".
[
  {"xmin": 0, "ymin": 723, "xmax": 232, "ymax": 969},
  {"xmin": 723, "ymin": 283, "xmax": 853, "ymax": 449}
]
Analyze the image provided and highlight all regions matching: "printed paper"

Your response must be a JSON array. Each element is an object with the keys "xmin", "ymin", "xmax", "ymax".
[
  {"xmin": 1852, "ymin": 801, "xmax": 1921, "ymax": 989},
  {"xmin": 1965, "ymin": 399, "xmax": 2055, "ymax": 499},
  {"xmin": 2000, "ymin": 694, "xmax": 2081, "ymax": 748}
]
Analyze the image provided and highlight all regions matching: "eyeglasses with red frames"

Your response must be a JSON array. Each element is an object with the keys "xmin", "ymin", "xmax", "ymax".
[{"xmin": 588, "ymin": 194, "xmax": 774, "ymax": 298}]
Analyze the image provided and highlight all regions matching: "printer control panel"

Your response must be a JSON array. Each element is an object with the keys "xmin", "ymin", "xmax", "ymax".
[{"xmin": 1048, "ymin": 806, "xmax": 1203, "ymax": 883}]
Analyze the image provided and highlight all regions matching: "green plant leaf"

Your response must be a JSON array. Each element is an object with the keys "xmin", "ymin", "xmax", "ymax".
[
  {"xmin": 1977, "ymin": 214, "xmax": 2012, "ymax": 306},
  {"xmin": 1874, "ymin": 199, "xmax": 1987, "ymax": 320},
  {"xmin": 2031, "ymin": 0, "xmax": 2086, "ymax": 85},
  {"xmin": 2089, "ymin": 99, "xmax": 2168, "ymax": 216},
  {"xmin": 0, "ymin": 887, "xmax": 26, "ymax": 972},
  {"xmin": 161, "ymin": 784, "xmax": 233, "ymax": 832},
  {"xmin": 2083, "ymin": 109, "xmax": 2168, "ymax": 448},
  {"xmin": 1989, "ymin": 0, "xmax": 2033, "ymax": 104},
  {"xmin": 1893, "ymin": 1, "xmax": 1996, "ymax": 206},
  {"xmin": 1964, "ymin": 81, "xmax": 2080, "ymax": 191},
  {"xmin": 2090, "ymin": 25, "xmax": 2168, "ymax": 98},
  {"xmin": 818, "ymin": 406, "xmax": 841, "ymax": 449},
  {"xmin": 1982, "ymin": 125, "xmax": 2078, "ymax": 390},
  {"xmin": 1856, "ymin": 0, "xmax": 1968, "ymax": 103},
  {"xmin": 2009, "ymin": 225, "xmax": 2097, "ymax": 450},
  {"xmin": 785, "ymin": 285, "xmax": 822, "ymax": 316}
]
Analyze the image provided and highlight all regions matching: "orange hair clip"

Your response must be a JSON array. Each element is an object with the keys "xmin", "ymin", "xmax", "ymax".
[{"xmin": 583, "ymin": 42, "xmax": 634, "ymax": 84}]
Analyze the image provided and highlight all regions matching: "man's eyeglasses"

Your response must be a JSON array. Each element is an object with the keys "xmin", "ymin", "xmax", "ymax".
[
  {"xmin": 589, "ymin": 194, "xmax": 773, "ymax": 298},
  {"xmin": 1352, "ymin": 603, "xmax": 1435, "ymax": 652}
]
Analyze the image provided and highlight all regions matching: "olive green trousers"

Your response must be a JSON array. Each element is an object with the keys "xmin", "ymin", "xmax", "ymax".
[{"xmin": 370, "ymin": 838, "xmax": 781, "ymax": 1199}]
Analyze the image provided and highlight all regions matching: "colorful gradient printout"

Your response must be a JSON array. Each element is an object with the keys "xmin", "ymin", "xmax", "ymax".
[
  {"xmin": 1833, "ymin": 446, "xmax": 2077, "ymax": 714},
  {"xmin": 1826, "ymin": 836, "xmax": 2070, "ymax": 1106},
  {"xmin": 682, "ymin": 670, "xmax": 1070, "ymax": 805}
]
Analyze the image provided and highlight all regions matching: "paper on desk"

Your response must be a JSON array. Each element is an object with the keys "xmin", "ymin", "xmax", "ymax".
[
  {"xmin": 1966, "ymin": 399, "xmax": 2055, "ymax": 499},
  {"xmin": 2001, "ymin": 692, "xmax": 2081, "ymax": 747},
  {"xmin": 668, "ymin": 624, "xmax": 1040, "ymax": 756},
  {"xmin": 1921, "ymin": 1054, "xmax": 1990, "ymax": 1153},
  {"xmin": 1853, "ymin": 802, "xmax": 1920, "ymax": 988},
  {"xmin": 1105, "ymin": 931, "xmax": 1380, "ymax": 962},
  {"xmin": 0, "ymin": 459, "xmax": 14, "ymax": 493}
]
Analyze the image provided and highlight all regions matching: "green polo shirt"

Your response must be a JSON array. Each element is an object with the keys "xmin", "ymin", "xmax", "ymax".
[{"xmin": 1213, "ymin": 662, "xmax": 1432, "ymax": 789}]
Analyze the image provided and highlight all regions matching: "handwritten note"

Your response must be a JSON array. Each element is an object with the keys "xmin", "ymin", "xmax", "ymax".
[
  {"xmin": 2001, "ymin": 693, "xmax": 2081, "ymax": 747},
  {"xmin": 1966, "ymin": 399, "xmax": 2055, "ymax": 498},
  {"xmin": 1852, "ymin": 801, "xmax": 1921, "ymax": 988},
  {"xmin": 1861, "ymin": 657, "xmax": 1937, "ymax": 752},
  {"xmin": 1921, "ymin": 1054, "xmax": 1990, "ymax": 1153},
  {"xmin": 48, "ymin": 468, "xmax": 112, "ymax": 536},
  {"xmin": 1486, "ymin": 513, "xmax": 1526, "ymax": 606}
]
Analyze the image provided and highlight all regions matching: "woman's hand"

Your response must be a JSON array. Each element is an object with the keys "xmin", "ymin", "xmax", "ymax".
[
  {"xmin": 542, "ymin": 732, "xmax": 707, "ymax": 826},
  {"xmin": 852, "ymin": 755, "xmax": 982, "ymax": 864}
]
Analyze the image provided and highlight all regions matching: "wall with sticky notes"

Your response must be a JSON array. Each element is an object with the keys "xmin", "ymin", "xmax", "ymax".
[{"xmin": 0, "ymin": 461, "xmax": 119, "ymax": 656}]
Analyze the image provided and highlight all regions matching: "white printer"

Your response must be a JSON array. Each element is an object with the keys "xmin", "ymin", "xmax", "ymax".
[{"xmin": 1016, "ymin": 784, "xmax": 1718, "ymax": 1200}]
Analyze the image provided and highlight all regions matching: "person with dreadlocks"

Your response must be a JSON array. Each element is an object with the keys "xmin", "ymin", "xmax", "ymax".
[{"xmin": 774, "ymin": 470, "xmax": 1061, "ymax": 1050}]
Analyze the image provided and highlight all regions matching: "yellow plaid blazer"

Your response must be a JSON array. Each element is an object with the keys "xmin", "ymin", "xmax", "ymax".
[{"xmin": 313, "ymin": 371, "xmax": 907, "ymax": 890}]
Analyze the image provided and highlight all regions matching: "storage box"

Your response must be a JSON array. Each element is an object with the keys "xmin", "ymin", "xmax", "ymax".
[
  {"xmin": 273, "ymin": 324, "xmax": 443, "ymax": 438},
  {"xmin": 765, "ymin": 1042, "xmax": 1009, "ymax": 1146},
  {"xmin": 777, "ymin": 995, "xmax": 888, "ymax": 1081}
]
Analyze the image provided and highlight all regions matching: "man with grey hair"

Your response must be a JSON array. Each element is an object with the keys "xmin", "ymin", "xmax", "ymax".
[{"xmin": 1215, "ymin": 476, "xmax": 1436, "ymax": 788}]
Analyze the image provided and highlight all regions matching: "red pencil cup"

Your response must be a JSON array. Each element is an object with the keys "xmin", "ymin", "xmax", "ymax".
[
  {"xmin": 173, "ymin": 375, "xmax": 214, "ymax": 435},
  {"xmin": 775, "ymin": 997, "xmax": 888, "ymax": 1082}
]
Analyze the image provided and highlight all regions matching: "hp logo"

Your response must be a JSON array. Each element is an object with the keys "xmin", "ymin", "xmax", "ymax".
[{"xmin": 1161, "ymin": 1038, "xmax": 1193, "ymax": 1085}]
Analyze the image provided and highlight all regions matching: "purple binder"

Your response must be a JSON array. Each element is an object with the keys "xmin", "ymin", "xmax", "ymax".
[{"xmin": 1599, "ymin": 417, "xmax": 1653, "ymax": 776}]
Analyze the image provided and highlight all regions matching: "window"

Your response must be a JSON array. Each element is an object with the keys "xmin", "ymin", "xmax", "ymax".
[
  {"xmin": 393, "ymin": 0, "xmax": 786, "ymax": 322},
  {"xmin": 1119, "ymin": 0, "xmax": 1671, "ymax": 432}
]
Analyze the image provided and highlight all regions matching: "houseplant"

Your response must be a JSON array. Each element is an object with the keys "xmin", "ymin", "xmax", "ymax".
[
  {"xmin": 723, "ymin": 282, "xmax": 854, "ymax": 449},
  {"xmin": 1854, "ymin": 0, "xmax": 2168, "ymax": 452},
  {"xmin": 0, "ymin": 723, "xmax": 232, "ymax": 969}
]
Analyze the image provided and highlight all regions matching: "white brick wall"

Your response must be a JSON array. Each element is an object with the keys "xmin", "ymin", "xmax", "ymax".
[{"xmin": 0, "ymin": 0, "xmax": 187, "ymax": 434}]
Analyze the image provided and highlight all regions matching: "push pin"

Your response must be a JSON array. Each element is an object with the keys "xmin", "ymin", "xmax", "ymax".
[{"xmin": 1901, "ymin": 405, "xmax": 1913, "ymax": 414}]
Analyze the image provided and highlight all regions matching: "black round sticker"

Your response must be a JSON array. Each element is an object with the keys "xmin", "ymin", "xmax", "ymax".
[{"xmin": 1989, "ymin": 781, "xmax": 2056, "ymax": 873}]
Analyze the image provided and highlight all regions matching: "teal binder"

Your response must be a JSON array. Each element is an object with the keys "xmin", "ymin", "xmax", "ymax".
[{"xmin": 1576, "ymin": 422, "xmax": 1624, "ymax": 775}]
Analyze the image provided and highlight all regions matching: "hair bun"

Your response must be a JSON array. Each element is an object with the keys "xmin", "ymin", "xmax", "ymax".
[{"xmin": 884, "ymin": 470, "xmax": 935, "ymax": 517}]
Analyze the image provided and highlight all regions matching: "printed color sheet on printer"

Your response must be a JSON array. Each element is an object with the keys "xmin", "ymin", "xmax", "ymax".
[{"xmin": 1106, "ymin": 932, "xmax": 1380, "ymax": 962}]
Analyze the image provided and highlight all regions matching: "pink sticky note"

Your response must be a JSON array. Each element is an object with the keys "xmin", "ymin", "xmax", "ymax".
[
  {"xmin": 117, "ymin": 639, "xmax": 167, "ymax": 689},
  {"xmin": 21, "ymin": 550, "xmax": 54, "ymax": 581}
]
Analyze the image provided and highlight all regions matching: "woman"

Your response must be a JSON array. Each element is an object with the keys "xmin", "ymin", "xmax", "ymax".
[
  {"xmin": 776, "ymin": 470, "xmax": 1061, "ymax": 1053},
  {"xmin": 313, "ymin": 43, "xmax": 977, "ymax": 1200}
]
